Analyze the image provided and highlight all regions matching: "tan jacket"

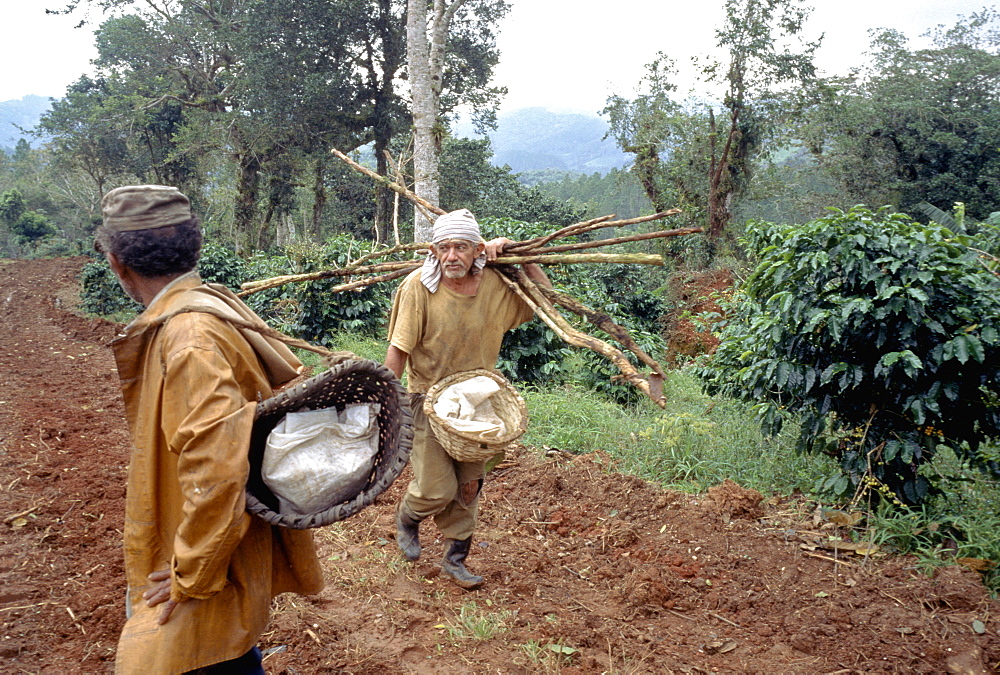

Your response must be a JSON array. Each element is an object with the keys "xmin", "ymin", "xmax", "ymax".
[{"xmin": 110, "ymin": 274, "xmax": 324, "ymax": 674}]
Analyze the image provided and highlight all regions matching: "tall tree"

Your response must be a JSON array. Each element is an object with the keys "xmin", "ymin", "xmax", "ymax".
[
  {"xmin": 605, "ymin": 0, "xmax": 819, "ymax": 246},
  {"xmin": 50, "ymin": 0, "xmax": 508, "ymax": 247},
  {"xmin": 804, "ymin": 10, "xmax": 1000, "ymax": 220},
  {"xmin": 603, "ymin": 56, "xmax": 679, "ymax": 214},
  {"xmin": 406, "ymin": 0, "xmax": 507, "ymax": 241}
]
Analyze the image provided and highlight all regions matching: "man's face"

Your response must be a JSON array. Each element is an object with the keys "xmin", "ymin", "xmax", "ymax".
[
  {"xmin": 433, "ymin": 239, "xmax": 484, "ymax": 279},
  {"xmin": 103, "ymin": 251, "xmax": 144, "ymax": 304}
]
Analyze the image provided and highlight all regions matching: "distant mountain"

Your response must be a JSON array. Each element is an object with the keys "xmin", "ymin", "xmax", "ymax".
[
  {"xmin": 454, "ymin": 107, "xmax": 629, "ymax": 175},
  {"xmin": 3, "ymin": 99, "xmax": 629, "ymax": 176},
  {"xmin": 0, "ymin": 95, "xmax": 52, "ymax": 152}
]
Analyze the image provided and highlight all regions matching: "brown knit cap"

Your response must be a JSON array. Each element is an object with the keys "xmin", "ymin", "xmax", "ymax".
[{"xmin": 101, "ymin": 185, "xmax": 192, "ymax": 232}]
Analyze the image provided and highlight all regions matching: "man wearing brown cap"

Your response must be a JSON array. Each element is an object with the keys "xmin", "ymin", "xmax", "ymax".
[{"xmin": 96, "ymin": 185, "xmax": 324, "ymax": 673}]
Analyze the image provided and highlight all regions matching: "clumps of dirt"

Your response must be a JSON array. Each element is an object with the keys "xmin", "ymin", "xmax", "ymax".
[
  {"xmin": 704, "ymin": 479, "xmax": 765, "ymax": 520},
  {"xmin": 662, "ymin": 267, "xmax": 733, "ymax": 365}
]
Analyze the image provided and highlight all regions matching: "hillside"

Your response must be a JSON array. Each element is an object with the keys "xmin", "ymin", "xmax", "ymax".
[
  {"xmin": 0, "ymin": 95, "xmax": 51, "ymax": 151},
  {"xmin": 454, "ymin": 107, "xmax": 630, "ymax": 175}
]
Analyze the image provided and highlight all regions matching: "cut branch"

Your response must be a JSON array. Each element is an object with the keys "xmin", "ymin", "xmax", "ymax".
[
  {"xmin": 520, "ymin": 227, "xmax": 703, "ymax": 255},
  {"xmin": 239, "ymin": 261, "xmax": 421, "ymax": 295},
  {"xmin": 239, "ymin": 253, "xmax": 662, "ymax": 296},
  {"xmin": 495, "ymin": 268, "xmax": 666, "ymax": 408},
  {"xmin": 506, "ymin": 209, "xmax": 683, "ymax": 252},
  {"xmin": 495, "ymin": 253, "xmax": 663, "ymax": 266},
  {"xmin": 330, "ymin": 147, "xmax": 443, "ymax": 221},
  {"xmin": 538, "ymin": 285, "xmax": 665, "ymax": 379}
]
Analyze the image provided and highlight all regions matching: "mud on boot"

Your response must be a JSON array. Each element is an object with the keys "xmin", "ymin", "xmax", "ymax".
[
  {"xmin": 441, "ymin": 537, "xmax": 484, "ymax": 590},
  {"xmin": 395, "ymin": 503, "xmax": 423, "ymax": 561}
]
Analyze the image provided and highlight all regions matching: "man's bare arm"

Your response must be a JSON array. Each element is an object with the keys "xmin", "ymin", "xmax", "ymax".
[{"xmin": 385, "ymin": 345, "xmax": 408, "ymax": 380}]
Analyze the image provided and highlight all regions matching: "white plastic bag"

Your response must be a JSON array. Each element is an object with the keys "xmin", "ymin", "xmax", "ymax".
[
  {"xmin": 432, "ymin": 376, "xmax": 506, "ymax": 438},
  {"xmin": 262, "ymin": 403, "xmax": 380, "ymax": 515}
]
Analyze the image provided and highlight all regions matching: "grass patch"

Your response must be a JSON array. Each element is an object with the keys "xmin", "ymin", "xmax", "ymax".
[
  {"xmin": 517, "ymin": 638, "xmax": 578, "ymax": 670},
  {"xmin": 864, "ymin": 448, "xmax": 1000, "ymax": 589},
  {"xmin": 440, "ymin": 601, "xmax": 515, "ymax": 642},
  {"xmin": 295, "ymin": 334, "xmax": 388, "ymax": 372},
  {"xmin": 523, "ymin": 367, "xmax": 837, "ymax": 497}
]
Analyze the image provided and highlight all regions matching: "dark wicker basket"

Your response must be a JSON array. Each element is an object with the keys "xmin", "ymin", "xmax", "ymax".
[{"xmin": 246, "ymin": 358, "xmax": 412, "ymax": 529}]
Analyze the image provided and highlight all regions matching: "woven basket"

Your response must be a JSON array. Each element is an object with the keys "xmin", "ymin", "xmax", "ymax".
[
  {"xmin": 423, "ymin": 369, "xmax": 527, "ymax": 463},
  {"xmin": 246, "ymin": 358, "xmax": 413, "ymax": 529}
]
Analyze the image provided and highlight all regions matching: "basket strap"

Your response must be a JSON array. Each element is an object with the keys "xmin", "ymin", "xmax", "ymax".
[{"xmin": 146, "ymin": 306, "xmax": 355, "ymax": 364}]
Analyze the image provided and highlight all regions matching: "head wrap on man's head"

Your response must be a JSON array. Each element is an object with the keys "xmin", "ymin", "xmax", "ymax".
[
  {"xmin": 101, "ymin": 185, "xmax": 192, "ymax": 232},
  {"xmin": 420, "ymin": 208, "xmax": 487, "ymax": 292}
]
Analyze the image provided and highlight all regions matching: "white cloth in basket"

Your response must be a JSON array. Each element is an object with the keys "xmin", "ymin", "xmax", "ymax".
[
  {"xmin": 432, "ymin": 375, "xmax": 507, "ymax": 438},
  {"xmin": 263, "ymin": 403, "xmax": 380, "ymax": 515}
]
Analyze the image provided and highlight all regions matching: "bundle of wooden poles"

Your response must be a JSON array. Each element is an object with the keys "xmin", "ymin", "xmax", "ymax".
[{"xmin": 237, "ymin": 148, "xmax": 706, "ymax": 408}]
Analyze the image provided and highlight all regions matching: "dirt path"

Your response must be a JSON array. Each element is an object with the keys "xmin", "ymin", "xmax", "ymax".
[{"xmin": 0, "ymin": 257, "xmax": 997, "ymax": 674}]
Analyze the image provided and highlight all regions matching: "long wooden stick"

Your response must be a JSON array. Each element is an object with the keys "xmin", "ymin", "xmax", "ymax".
[
  {"xmin": 239, "ymin": 253, "xmax": 662, "ymax": 295},
  {"xmin": 240, "ymin": 261, "xmax": 421, "ymax": 294},
  {"xmin": 238, "ymin": 266, "xmax": 418, "ymax": 297},
  {"xmin": 506, "ymin": 210, "xmax": 683, "ymax": 252},
  {"xmin": 329, "ymin": 224, "xmax": 698, "ymax": 274},
  {"xmin": 331, "ymin": 147, "xmax": 445, "ymax": 218},
  {"xmin": 521, "ymin": 227, "xmax": 703, "ymax": 255},
  {"xmin": 496, "ymin": 270, "xmax": 666, "ymax": 408},
  {"xmin": 538, "ymin": 284, "xmax": 666, "ymax": 381},
  {"xmin": 330, "ymin": 147, "xmax": 686, "ymax": 253},
  {"xmin": 494, "ymin": 253, "xmax": 662, "ymax": 266}
]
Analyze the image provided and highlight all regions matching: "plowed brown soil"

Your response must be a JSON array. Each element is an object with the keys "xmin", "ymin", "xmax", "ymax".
[{"xmin": 1, "ymin": 256, "xmax": 997, "ymax": 674}]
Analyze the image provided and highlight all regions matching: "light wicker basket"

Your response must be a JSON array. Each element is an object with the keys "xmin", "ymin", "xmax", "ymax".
[
  {"xmin": 423, "ymin": 369, "xmax": 527, "ymax": 463},
  {"xmin": 246, "ymin": 358, "xmax": 412, "ymax": 529}
]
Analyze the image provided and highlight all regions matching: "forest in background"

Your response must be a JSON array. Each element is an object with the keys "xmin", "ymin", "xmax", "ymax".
[{"xmin": 0, "ymin": 2, "xmax": 995, "ymax": 263}]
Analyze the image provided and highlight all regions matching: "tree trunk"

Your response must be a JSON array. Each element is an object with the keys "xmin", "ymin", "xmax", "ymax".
[
  {"xmin": 275, "ymin": 214, "xmax": 296, "ymax": 248},
  {"xmin": 625, "ymin": 141, "xmax": 669, "ymax": 213},
  {"xmin": 374, "ymin": 135, "xmax": 394, "ymax": 245},
  {"xmin": 311, "ymin": 156, "xmax": 327, "ymax": 240},
  {"xmin": 371, "ymin": 0, "xmax": 402, "ymax": 245},
  {"xmin": 707, "ymin": 107, "xmax": 739, "ymax": 240},
  {"xmin": 407, "ymin": 0, "xmax": 466, "ymax": 242},
  {"xmin": 235, "ymin": 151, "xmax": 261, "ymax": 250}
]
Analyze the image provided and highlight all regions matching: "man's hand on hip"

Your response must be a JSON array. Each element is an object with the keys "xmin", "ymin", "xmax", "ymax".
[{"xmin": 142, "ymin": 569, "xmax": 179, "ymax": 624}]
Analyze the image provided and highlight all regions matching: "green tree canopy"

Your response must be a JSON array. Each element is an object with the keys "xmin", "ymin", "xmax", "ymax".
[
  {"xmin": 805, "ymin": 9, "xmax": 1000, "ymax": 220},
  {"xmin": 604, "ymin": 0, "xmax": 819, "ymax": 247},
  {"xmin": 47, "ymin": 0, "xmax": 510, "ymax": 248}
]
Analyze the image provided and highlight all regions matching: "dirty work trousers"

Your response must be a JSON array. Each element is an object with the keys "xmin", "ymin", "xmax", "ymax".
[{"xmin": 401, "ymin": 397, "xmax": 485, "ymax": 541}]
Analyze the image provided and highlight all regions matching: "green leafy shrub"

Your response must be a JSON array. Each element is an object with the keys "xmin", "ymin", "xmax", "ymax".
[
  {"xmin": 197, "ymin": 242, "xmax": 248, "ymax": 291},
  {"xmin": 78, "ymin": 259, "xmax": 143, "ymax": 316},
  {"xmin": 289, "ymin": 236, "xmax": 393, "ymax": 344},
  {"xmin": 0, "ymin": 189, "xmax": 27, "ymax": 226},
  {"xmin": 498, "ymin": 318, "xmax": 571, "ymax": 384},
  {"xmin": 11, "ymin": 212, "xmax": 57, "ymax": 242},
  {"xmin": 697, "ymin": 206, "xmax": 1000, "ymax": 506},
  {"xmin": 26, "ymin": 236, "xmax": 83, "ymax": 259}
]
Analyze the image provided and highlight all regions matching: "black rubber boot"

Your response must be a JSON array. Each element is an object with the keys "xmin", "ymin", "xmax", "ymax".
[
  {"xmin": 441, "ymin": 537, "xmax": 484, "ymax": 590},
  {"xmin": 396, "ymin": 504, "xmax": 423, "ymax": 561}
]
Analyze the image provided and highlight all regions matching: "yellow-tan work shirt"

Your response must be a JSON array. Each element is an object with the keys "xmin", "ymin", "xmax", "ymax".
[
  {"xmin": 388, "ymin": 267, "xmax": 534, "ymax": 392},
  {"xmin": 110, "ymin": 273, "xmax": 324, "ymax": 674}
]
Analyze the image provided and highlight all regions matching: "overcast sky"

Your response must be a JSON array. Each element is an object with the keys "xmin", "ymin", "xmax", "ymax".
[{"xmin": 2, "ymin": 1, "xmax": 992, "ymax": 114}]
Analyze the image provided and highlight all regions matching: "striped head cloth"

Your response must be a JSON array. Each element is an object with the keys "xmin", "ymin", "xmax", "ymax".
[{"xmin": 419, "ymin": 209, "xmax": 487, "ymax": 292}]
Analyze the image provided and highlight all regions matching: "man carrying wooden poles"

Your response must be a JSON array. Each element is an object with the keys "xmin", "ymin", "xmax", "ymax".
[{"xmin": 384, "ymin": 208, "xmax": 551, "ymax": 589}]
